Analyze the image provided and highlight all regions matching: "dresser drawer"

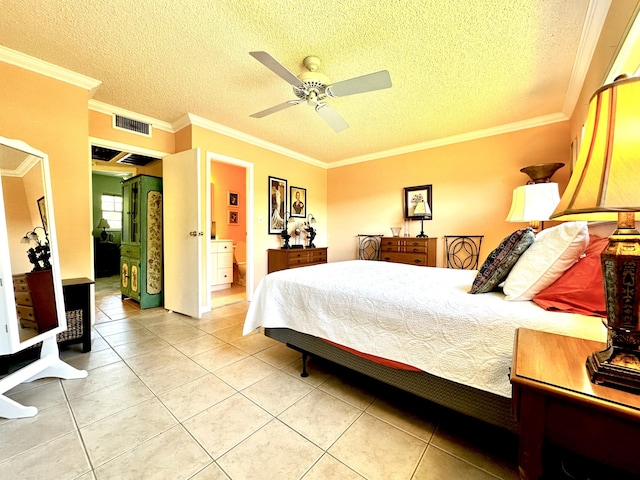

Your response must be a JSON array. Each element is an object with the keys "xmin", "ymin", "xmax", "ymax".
[
  {"xmin": 308, "ymin": 249, "xmax": 327, "ymax": 262},
  {"xmin": 17, "ymin": 304, "xmax": 36, "ymax": 321},
  {"xmin": 13, "ymin": 274, "xmax": 29, "ymax": 291},
  {"xmin": 268, "ymin": 247, "xmax": 328, "ymax": 273},
  {"xmin": 218, "ymin": 252, "xmax": 233, "ymax": 269},
  {"xmin": 404, "ymin": 241, "xmax": 428, "ymax": 253},
  {"xmin": 212, "ymin": 240, "xmax": 233, "ymax": 253},
  {"xmin": 381, "ymin": 252, "xmax": 429, "ymax": 266},
  {"xmin": 15, "ymin": 291, "xmax": 33, "ymax": 306},
  {"xmin": 217, "ymin": 267, "xmax": 233, "ymax": 284},
  {"xmin": 121, "ymin": 244, "xmax": 140, "ymax": 258},
  {"xmin": 288, "ymin": 252, "xmax": 312, "ymax": 266}
]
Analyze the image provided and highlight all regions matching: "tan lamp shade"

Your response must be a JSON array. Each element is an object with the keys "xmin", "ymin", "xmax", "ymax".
[
  {"xmin": 97, "ymin": 218, "xmax": 111, "ymax": 229},
  {"xmin": 506, "ymin": 183, "xmax": 560, "ymax": 223},
  {"xmin": 551, "ymin": 75, "xmax": 640, "ymax": 221},
  {"xmin": 413, "ymin": 201, "xmax": 430, "ymax": 216}
]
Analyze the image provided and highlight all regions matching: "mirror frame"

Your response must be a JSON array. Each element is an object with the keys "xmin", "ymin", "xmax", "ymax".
[{"xmin": 0, "ymin": 136, "xmax": 66, "ymax": 354}]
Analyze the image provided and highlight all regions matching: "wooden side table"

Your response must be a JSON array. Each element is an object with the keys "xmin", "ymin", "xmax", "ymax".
[
  {"xmin": 61, "ymin": 278, "xmax": 94, "ymax": 352},
  {"xmin": 510, "ymin": 328, "xmax": 640, "ymax": 479}
]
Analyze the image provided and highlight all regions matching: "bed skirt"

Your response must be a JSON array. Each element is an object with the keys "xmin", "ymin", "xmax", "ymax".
[{"xmin": 265, "ymin": 327, "xmax": 518, "ymax": 433}]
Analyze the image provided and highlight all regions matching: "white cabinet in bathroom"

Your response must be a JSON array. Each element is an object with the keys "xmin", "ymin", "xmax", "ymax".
[{"xmin": 209, "ymin": 240, "xmax": 233, "ymax": 291}]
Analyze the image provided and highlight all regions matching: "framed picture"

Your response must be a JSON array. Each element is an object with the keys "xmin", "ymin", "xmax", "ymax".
[
  {"xmin": 37, "ymin": 196, "xmax": 48, "ymax": 233},
  {"xmin": 228, "ymin": 210, "xmax": 239, "ymax": 225},
  {"xmin": 403, "ymin": 185, "xmax": 433, "ymax": 220},
  {"xmin": 290, "ymin": 186, "xmax": 306, "ymax": 218},
  {"xmin": 228, "ymin": 191, "xmax": 239, "ymax": 207},
  {"xmin": 268, "ymin": 176, "xmax": 287, "ymax": 234}
]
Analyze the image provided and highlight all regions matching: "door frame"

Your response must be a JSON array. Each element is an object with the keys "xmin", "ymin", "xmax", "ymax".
[{"xmin": 206, "ymin": 151, "xmax": 254, "ymax": 303}]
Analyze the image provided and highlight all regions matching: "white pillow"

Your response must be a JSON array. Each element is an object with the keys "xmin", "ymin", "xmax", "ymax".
[{"xmin": 503, "ymin": 221, "xmax": 589, "ymax": 301}]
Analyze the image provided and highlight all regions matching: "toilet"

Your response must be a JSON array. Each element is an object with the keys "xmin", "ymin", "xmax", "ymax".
[{"xmin": 233, "ymin": 243, "xmax": 246, "ymax": 286}]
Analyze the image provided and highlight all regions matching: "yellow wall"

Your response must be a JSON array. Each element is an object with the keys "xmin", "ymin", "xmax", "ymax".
[
  {"xmin": 0, "ymin": 61, "xmax": 92, "ymax": 279},
  {"xmin": 188, "ymin": 125, "xmax": 327, "ymax": 284},
  {"xmin": 327, "ymin": 122, "xmax": 571, "ymax": 266}
]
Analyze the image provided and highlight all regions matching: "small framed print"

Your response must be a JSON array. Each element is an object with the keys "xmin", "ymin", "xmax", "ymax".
[
  {"xmin": 228, "ymin": 209, "xmax": 239, "ymax": 225},
  {"xmin": 269, "ymin": 176, "xmax": 287, "ymax": 234},
  {"xmin": 403, "ymin": 185, "xmax": 433, "ymax": 220},
  {"xmin": 290, "ymin": 186, "xmax": 306, "ymax": 218},
  {"xmin": 228, "ymin": 191, "xmax": 239, "ymax": 207},
  {"xmin": 37, "ymin": 196, "xmax": 48, "ymax": 233}
]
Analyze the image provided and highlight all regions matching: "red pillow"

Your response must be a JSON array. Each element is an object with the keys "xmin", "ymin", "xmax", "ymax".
[{"xmin": 532, "ymin": 236, "xmax": 608, "ymax": 317}]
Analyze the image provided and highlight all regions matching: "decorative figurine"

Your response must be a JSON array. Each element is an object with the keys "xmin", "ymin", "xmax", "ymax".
[
  {"xmin": 304, "ymin": 223, "xmax": 316, "ymax": 248},
  {"xmin": 280, "ymin": 228, "xmax": 292, "ymax": 249}
]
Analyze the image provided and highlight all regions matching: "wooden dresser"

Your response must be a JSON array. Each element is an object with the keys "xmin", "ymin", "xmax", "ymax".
[
  {"xmin": 268, "ymin": 247, "xmax": 328, "ymax": 273},
  {"xmin": 380, "ymin": 237, "xmax": 437, "ymax": 267}
]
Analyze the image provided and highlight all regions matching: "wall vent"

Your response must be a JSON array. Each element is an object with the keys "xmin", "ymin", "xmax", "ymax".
[{"xmin": 113, "ymin": 114, "xmax": 152, "ymax": 137}]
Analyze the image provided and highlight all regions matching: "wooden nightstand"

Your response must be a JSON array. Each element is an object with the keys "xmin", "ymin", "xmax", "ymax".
[{"xmin": 510, "ymin": 328, "xmax": 640, "ymax": 479}]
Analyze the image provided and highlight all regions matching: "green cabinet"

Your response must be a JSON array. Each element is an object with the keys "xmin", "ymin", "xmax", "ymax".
[{"xmin": 120, "ymin": 175, "xmax": 163, "ymax": 309}]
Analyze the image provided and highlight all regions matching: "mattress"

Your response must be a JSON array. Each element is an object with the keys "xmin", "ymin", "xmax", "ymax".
[{"xmin": 243, "ymin": 260, "xmax": 606, "ymax": 397}]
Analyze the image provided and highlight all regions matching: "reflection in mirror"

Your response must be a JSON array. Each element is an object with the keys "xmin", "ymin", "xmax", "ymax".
[
  {"xmin": 0, "ymin": 137, "xmax": 87, "ymax": 419},
  {"xmin": 0, "ymin": 144, "xmax": 59, "ymax": 345}
]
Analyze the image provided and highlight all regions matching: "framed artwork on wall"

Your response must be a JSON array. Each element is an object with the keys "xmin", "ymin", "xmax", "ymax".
[
  {"xmin": 228, "ymin": 210, "xmax": 239, "ymax": 225},
  {"xmin": 403, "ymin": 184, "xmax": 433, "ymax": 220},
  {"xmin": 268, "ymin": 176, "xmax": 287, "ymax": 234},
  {"xmin": 37, "ymin": 196, "xmax": 48, "ymax": 233},
  {"xmin": 290, "ymin": 186, "xmax": 306, "ymax": 218},
  {"xmin": 228, "ymin": 191, "xmax": 239, "ymax": 207}
]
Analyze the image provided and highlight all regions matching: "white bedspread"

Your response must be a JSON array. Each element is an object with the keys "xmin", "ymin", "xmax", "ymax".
[{"xmin": 243, "ymin": 260, "xmax": 606, "ymax": 397}]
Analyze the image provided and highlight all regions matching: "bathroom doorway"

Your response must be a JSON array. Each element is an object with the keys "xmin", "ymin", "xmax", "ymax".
[{"xmin": 208, "ymin": 152, "xmax": 253, "ymax": 308}]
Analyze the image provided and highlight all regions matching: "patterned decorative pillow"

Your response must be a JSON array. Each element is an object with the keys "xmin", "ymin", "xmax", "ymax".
[{"xmin": 469, "ymin": 228, "xmax": 535, "ymax": 294}]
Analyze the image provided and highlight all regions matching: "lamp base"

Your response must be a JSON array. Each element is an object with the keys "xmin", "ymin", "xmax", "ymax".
[
  {"xmin": 589, "ymin": 214, "xmax": 640, "ymax": 392},
  {"xmin": 587, "ymin": 345, "xmax": 640, "ymax": 392},
  {"xmin": 415, "ymin": 218, "xmax": 428, "ymax": 238}
]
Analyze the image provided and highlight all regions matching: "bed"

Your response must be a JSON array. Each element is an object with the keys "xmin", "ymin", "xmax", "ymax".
[{"xmin": 243, "ymin": 246, "xmax": 606, "ymax": 432}]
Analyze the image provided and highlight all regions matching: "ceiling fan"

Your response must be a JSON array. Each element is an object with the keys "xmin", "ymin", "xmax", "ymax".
[{"xmin": 249, "ymin": 51, "xmax": 392, "ymax": 133}]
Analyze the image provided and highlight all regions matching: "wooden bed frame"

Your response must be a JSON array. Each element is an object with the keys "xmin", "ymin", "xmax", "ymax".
[{"xmin": 265, "ymin": 327, "xmax": 518, "ymax": 433}]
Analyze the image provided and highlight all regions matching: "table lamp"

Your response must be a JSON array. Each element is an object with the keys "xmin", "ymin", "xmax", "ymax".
[
  {"xmin": 414, "ymin": 201, "xmax": 431, "ymax": 238},
  {"xmin": 550, "ymin": 74, "xmax": 640, "ymax": 390},
  {"xmin": 97, "ymin": 218, "xmax": 111, "ymax": 241},
  {"xmin": 506, "ymin": 163, "xmax": 563, "ymax": 232}
]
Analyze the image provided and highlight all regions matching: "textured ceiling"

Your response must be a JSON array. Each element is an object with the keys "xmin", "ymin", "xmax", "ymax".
[{"xmin": 0, "ymin": 1, "xmax": 601, "ymax": 164}]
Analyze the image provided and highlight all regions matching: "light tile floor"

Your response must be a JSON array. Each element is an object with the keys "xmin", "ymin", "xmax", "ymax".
[{"xmin": 0, "ymin": 276, "xmax": 521, "ymax": 480}]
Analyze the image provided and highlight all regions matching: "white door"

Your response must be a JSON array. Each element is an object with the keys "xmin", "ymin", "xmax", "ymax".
[{"xmin": 163, "ymin": 148, "xmax": 204, "ymax": 318}]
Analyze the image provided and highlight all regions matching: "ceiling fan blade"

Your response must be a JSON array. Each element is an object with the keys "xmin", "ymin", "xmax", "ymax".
[
  {"xmin": 249, "ymin": 51, "xmax": 304, "ymax": 88},
  {"xmin": 326, "ymin": 70, "xmax": 392, "ymax": 97},
  {"xmin": 250, "ymin": 100, "xmax": 301, "ymax": 118},
  {"xmin": 315, "ymin": 103, "xmax": 349, "ymax": 133}
]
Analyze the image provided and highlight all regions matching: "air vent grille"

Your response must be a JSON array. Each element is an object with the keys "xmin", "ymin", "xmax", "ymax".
[{"xmin": 113, "ymin": 114, "xmax": 152, "ymax": 136}]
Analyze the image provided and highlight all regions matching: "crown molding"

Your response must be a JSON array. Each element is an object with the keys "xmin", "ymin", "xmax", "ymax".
[
  {"xmin": 88, "ymin": 100, "xmax": 174, "ymax": 133},
  {"xmin": 179, "ymin": 113, "xmax": 326, "ymax": 168},
  {"xmin": 562, "ymin": 0, "xmax": 612, "ymax": 117},
  {"xmin": 328, "ymin": 113, "xmax": 568, "ymax": 169},
  {"xmin": 0, "ymin": 45, "xmax": 101, "ymax": 95}
]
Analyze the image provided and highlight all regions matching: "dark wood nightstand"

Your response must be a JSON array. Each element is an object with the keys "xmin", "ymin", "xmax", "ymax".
[{"xmin": 510, "ymin": 328, "xmax": 640, "ymax": 479}]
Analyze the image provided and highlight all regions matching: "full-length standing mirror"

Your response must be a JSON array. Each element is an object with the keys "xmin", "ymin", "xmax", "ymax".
[{"xmin": 0, "ymin": 136, "xmax": 86, "ymax": 418}]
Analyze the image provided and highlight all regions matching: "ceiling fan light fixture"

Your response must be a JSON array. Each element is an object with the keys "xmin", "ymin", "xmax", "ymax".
[{"xmin": 249, "ymin": 51, "xmax": 391, "ymax": 132}]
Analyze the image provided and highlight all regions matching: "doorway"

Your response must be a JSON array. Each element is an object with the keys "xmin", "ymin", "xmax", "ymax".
[{"xmin": 207, "ymin": 151, "xmax": 253, "ymax": 308}]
